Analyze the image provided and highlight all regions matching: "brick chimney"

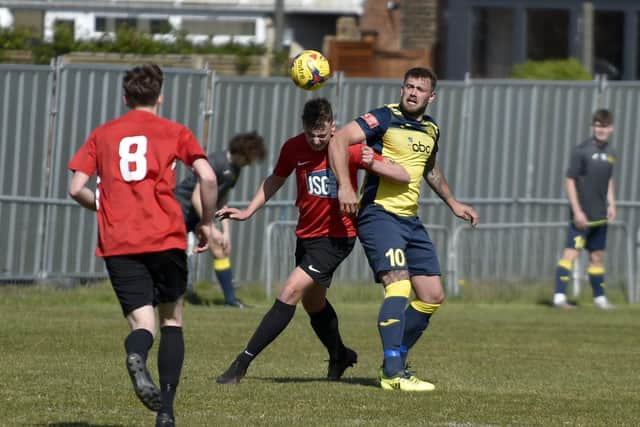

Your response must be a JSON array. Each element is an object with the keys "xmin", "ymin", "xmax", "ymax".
[
  {"xmin": 360, "ymin": 0, "xmax": 438, "ymax": 53},
  {"xmin": 401, "ymin": 0, "xmax": 439, "ymax": 51}
]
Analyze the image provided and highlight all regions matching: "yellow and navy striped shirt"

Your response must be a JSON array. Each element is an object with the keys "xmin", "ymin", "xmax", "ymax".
[{"xmin": 356, "ymin": 103, "xmax": 439, "ymax": 217}]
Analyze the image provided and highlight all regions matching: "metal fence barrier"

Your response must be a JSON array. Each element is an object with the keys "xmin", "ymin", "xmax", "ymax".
[
  {"xmin": 1, "ymin": 62, "xmax": 639, "ymax": 303},
  {"xmin": 449, "ymin": 221, "xmax": 636, "ymax": 303}
]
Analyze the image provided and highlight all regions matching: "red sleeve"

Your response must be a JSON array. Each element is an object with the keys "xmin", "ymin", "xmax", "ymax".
[
  {"xmin": 272, "ymin": 140, "xmax": 295, "ymax": 178},
  {"xmin": 348, "ymin": 143, "xmax": 383, "ymax": 170},
  {"xmin": 68, "ymin": 131, "xmax": 98, "ymax": 175},
  {"xmin": 176, "ymin": 126, "xmax": 206, "ymax": 167}
]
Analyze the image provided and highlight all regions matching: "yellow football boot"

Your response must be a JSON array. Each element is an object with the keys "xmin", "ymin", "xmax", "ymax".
[{"xmin": 378, "ymin": 367, "xmax": 435, "ymax": 392}]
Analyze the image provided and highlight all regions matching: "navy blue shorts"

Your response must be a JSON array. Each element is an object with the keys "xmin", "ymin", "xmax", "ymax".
[
  {"xmin": 357, "ymin": 204, "xmax": 441, "ymax": 282},
  {"xmin": 295, "ymin": 237, "xmax": 356, "ymax": 287},
  {"xmin": 104, "ymin": 249, "xmax": 187, "ymax": 316},
  {"xmin": 565, "ymin": 222, "xmax": 607, "ymax": 252}
]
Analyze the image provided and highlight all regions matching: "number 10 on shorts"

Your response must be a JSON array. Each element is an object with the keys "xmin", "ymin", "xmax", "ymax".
[{"xmin": 385, "ymin": 248, "xmax": 406, "ymax": 267}]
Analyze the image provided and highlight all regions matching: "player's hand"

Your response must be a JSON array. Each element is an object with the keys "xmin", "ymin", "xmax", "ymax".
[
  {"xmin": 450, "ymin": 201, "xmax": 478, "ymax": 227},
  {"xmin": 216, "ymin": 207, "xmax": 251, "ymax": 221},
  {"xmin": 361, "ymin": 145, "xmax": 374, "ymax": 167},
  {"xmin": 573, "ymin": 210, "xmax": 588, "ymax": 230},
  {"xmin": 338, "ymin": 184, "xmax": 358, "ymax": 215},
  {"xmin": 194, "ymin": 222, "xmax": 213, "ymax": 253}
]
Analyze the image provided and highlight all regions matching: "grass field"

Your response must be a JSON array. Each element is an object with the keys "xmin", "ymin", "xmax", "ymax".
[{"xmin": 1, "ymin": 281, "xmax": 639, "ymax": 426}]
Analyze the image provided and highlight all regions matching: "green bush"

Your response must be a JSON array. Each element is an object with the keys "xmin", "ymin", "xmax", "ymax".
[
  {"xmin": 271, "ymin": 48, "xmax": 291, "ymax": 77},
  {"xmin": 0, "ymin": 25, "xmax": 267, "ymax": 66},
  {"xmin": 0, "ymin": 26, "xmax": 34, "ymax": 49},
  {"xmin": 509, "ymin": 58, "xmax": 592, "ymax": 80}
]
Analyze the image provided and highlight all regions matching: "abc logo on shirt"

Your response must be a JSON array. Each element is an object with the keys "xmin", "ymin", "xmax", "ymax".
[
  {"xmin": 409, "ymin": 137, "xmax": 432, "ymax": 154},
  {"xmin": 306, "ymin": 169, "xmax": 337, "ymax": 198}
]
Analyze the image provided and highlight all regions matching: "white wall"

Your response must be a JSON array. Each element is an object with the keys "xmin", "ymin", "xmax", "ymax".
[
  {"xmin": 0, "ymin": 8, "xmax": 14, "ymax": 28},
  {"xmin": 42, "ymin": 10, "xmax": 267, "ymax": 44}
]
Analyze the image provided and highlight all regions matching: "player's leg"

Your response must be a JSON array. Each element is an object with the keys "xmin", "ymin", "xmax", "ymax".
[
  {"xmin": 358, "ymin": 207, "xmax": 413, "ymax": 384},
  {"xmin": 403, "ymin": 275, "xmax": 443, "ymax": 366},
  {"xmin": 185, "ymin": 231, "xmax": 196, "ymax": 296},
  {"xmin": 586, "ymin": 225, "xmax": 614, "ymax": 310},
  {"xmin": 359, "ymin": 207, "xmax": 435, "ymax": 391},
  {"xmin": 148, "ymin": 249, "xmax": 188, "ymax": 426},
  {"xmin": 183, "ymin": 214, "xmax": 199, "ymax": 297},
  {"xmin": 105, "ymin": 255, "xmax": 162, "ymax": 412},
  {"xmin": 554, "ymin": 224, "xmax": 583, "ymax": 308},
  {"xmin": 156, "ymin": 300, "xmax": 184, "ymax": 427},
  {"xmin": 376, "ymin": 270, "xmax": 433, "ymax": 391},
  {"xmin": 303, "ymin": 284, "xmax": 357, "ymax": 380},
  {"xmin": 125, "ymin": 305, "xmax": 161, "ymax": 411},
  {"xmin": 402, "ymin": 223, "xmax": 443, "ymax": 368},
  {"xmin": 216, "ymin": 267, "xmax": 313, "ymax": 384},
  {"xmin": 210, "ymin": 230, "xmax": 240, "ymax": 307},
  {"xmin": 585, "ymin": 224, "xmax": 613, "ymax": 308},
  {"xmin": 378, "ymin": 270, "xmax": 411, "ymax": 377},
  {"xmin": 588, "ymin": 250, "xmax": 612, "ymax": 308},
  {"xmin": 299, "ymin": 237, "xmax": 357, "ymax": 380}
]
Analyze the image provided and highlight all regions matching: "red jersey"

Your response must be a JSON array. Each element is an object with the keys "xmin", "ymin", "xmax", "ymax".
[
  {"xmin": 68, "ymin": 109, "xmax": 207, "ymax": 257},
  {"xmin": 272, "ymin": 134, "xmax": 379, "ymax": 238}
]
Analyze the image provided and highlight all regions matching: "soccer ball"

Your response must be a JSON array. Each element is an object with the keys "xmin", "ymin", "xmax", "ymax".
[{"xmin": 289, "ymin": 50, "xmax": 331, "ymax": 91}]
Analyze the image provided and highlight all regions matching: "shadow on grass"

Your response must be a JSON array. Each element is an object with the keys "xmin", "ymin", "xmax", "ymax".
[
  {"xmin": 536, "ymin": 297, "xmax": 579, "ymax": 308},
  {"xmin": 35, "ymin": 423, "xmax": 124, "ymax": 427},
  {"xmin": 184, "ymin": 292, "xmax": 224, "ymax": 307},
  {"xmin": 254, "ymin": 376, "xmax": 379, "ymax": 388},
  {"xmin": 184, "ymin": 292, "xmax": 254, "ymax": 309}
]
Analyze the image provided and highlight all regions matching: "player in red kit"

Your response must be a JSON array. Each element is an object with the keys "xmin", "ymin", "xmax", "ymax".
[
  {"xmin": 215, "ymin": 97, "xmax": 410, "ymax": 384},
  {"xmin": 68, "ymin": 63, "xmax": 217, "ymax": 427}
]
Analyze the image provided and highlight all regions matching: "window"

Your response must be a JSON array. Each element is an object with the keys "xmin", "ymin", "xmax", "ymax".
[
  {"xmin": 95, "ymin": 17, "xmax": 107, "ymax": 32},
  {"xmin": 115, "ymin": 17, "xmax": 137, "ymax": 31},
  {"xmin": 150, "ymin": 19, "xmax": 171, "ymax": 34},
  {"xmin": 470, "ymin": 7, "xmax": 514, "ymax": 78},
  {"xmin": 527, "ymin": 9, "xmax": 569, "ymax": 60},
  {"xmin": 594, "ymin": 11, "xmax": 624, "ymax": 80},
  {"xmin": 182, "ymin": 19, "xmax": 255, "ymax": 37}
]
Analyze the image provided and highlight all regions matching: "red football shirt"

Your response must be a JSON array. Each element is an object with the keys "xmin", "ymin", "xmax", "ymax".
[
  {"xmin": 68, "ymin": 109, "xmax": 207, "ymax": 257},
  {"xmin": 273, "ymin": 134, "xmax": 379, "ymax": 238}
]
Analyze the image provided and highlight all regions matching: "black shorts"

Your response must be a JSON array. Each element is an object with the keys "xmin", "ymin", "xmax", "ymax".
[
  {"xmin": 295, "ymin": 237, "xmax": 356, "ymax": 287},
  {"xmin": 104, "ymin": 249, "xmax": 187, "ymax": 316}
]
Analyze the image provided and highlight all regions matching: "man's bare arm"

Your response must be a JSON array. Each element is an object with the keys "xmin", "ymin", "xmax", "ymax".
[
  {"xmin": 424, "ymin": 160, "xmax": 478, "ymax": 226},
  {"xmin": 425, "ymin": 161, "xmax": 454, "ymax": 205},
  {"xmin": 329, "ymin": 121, "xmax": 367, "ymax": 214}
]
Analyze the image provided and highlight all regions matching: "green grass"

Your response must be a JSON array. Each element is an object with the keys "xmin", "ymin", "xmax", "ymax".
[{"xmin": 1, "ymin": 282, "xmax": 639, "ymax": 426}]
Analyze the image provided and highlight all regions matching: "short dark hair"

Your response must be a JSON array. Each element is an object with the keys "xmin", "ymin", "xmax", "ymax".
[
  {"xmin": 403, "ymin": 67, "xmax": 438, "ymax": 90},
  {"xmin": 592, "ymin": 109, "xmax": 613, "ymax": 126},
  {"xmin": 301, "ymin": 98, "xmax": 334, "ymax": 129},
  {"xmin": 228, "ymin": 131, "xmax": 266, "ymax": 162},
  {"xmin": 122, "ymin": 63, "xmax": 163, "ymax": 108}
]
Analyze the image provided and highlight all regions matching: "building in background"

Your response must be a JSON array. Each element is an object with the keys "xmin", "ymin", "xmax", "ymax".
[
  {"xmin": 327, "ymin": 0, "xmax": 439, "ymax": 78},
  {"xmin": 445, "ymin": 0, "xmax": 640, "ymax": 80},
  {"xmin": 350, "ymin": 0, "xmax": 640, "ymax": 80},
  {"xmin": 0, "ymin": 0, "xmax": 361, "ymax": 50},
  {"xmin": 2, "ymin": 0, "xmax": 640, "ymax": 80}
]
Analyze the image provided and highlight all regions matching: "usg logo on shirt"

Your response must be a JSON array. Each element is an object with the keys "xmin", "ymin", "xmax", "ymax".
[{"xmin": 306, "ymin": 169, "xmax": 337, "ymax": 198}]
